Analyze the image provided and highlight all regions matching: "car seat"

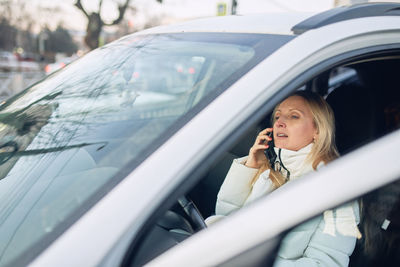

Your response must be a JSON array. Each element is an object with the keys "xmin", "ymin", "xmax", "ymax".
[
  {"xmin": 326, "ymin": 75, "xmax": 382, "ymax": 155},
  {"xmin": 349, "ymin": 180, "xmax": 400, "ymax": 267}
]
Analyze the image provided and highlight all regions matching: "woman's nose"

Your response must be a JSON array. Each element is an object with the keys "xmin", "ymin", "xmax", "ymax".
[{"xmin": 275, "ymin": 118, "xmax": 286, "ymax": 128}]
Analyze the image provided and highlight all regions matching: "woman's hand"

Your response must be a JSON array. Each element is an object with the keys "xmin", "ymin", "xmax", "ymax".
[{"xmin": 245, "ymin": 128, "xmax": 273, "ymax": 169}]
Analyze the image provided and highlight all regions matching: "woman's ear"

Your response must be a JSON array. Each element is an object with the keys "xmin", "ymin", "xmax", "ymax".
[{"xmin": 313, "ymin": 131, "xmax": 318, "ymax": 142}]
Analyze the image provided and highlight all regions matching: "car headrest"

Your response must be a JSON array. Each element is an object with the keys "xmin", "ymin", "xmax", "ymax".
[{"xmin": 326, "ymin": 80, "xmax": 381, "ymax": 154}]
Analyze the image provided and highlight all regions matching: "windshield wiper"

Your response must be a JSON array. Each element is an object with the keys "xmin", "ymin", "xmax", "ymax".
[{"xmin": 0, "ymin": 141, "xmax": 107, "ymax": 165}]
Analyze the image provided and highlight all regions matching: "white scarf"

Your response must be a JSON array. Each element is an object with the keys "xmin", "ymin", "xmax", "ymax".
[
  {"xmin": 273, "ymin": 143, "xmax": 315, "ymax": 180},
  {"xmin": 244, "ymin": 143, "xmax": 316, "ymax": 205}
]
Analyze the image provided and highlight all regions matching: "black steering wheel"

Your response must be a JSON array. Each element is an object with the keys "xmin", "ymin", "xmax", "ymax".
[{"xmin": 177, "ymin": 196, "xmax": 207, "ymax": 231}]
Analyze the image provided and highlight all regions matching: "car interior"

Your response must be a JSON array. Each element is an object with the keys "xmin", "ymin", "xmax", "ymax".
[{"xmin": 123, "ymin": 51, "xmax": 400, "ymax": 266}]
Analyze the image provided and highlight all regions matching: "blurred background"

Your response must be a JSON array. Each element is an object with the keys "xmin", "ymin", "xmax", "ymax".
[{"xmin": 0, "ymin": 0, "xmax": 398, "ymax": 101}]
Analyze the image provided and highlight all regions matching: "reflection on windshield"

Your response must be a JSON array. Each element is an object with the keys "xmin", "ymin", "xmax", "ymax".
[{"xmin": 0, "ymin": 32, "xmax": 293, "ymax": 266}]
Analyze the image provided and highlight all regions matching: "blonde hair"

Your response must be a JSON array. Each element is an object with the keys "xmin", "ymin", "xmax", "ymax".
[{"xmin": 254, "ymin": 91, "xmax": 339, "ymax": 188}]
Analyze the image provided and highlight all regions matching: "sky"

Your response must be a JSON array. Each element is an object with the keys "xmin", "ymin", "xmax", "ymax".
[{"xmin": 27, "ymin": 0, "xmax": 336, "ymax": 32}]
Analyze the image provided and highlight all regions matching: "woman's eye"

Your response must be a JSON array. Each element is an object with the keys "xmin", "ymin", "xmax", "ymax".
[{"xmin": 291, "ymin": 115, "xmax": 299, "ymax": 119}]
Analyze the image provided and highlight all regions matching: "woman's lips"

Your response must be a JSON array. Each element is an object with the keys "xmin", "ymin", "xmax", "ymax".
[{"xmin": 276, "ymin": 133, "xmax": 288, "ymax": 138}]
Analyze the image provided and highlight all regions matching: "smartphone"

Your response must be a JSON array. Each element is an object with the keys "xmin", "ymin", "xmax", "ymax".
[{"xmin": 264, "ymin": 131, "xmax": 277, "ymax": 168}]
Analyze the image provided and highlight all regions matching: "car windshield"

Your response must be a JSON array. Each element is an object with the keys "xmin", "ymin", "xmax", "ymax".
[{"xmin": 0, "ymin": 32, "xmax": 293, "ymax": 266}]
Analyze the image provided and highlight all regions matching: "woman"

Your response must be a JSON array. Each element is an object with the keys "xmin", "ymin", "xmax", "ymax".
[{"xmin": 207, "ymin": 91, "xmax": 361, "ymax": 267}]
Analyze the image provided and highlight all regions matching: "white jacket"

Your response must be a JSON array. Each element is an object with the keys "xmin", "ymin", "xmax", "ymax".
[{"xmin": 208, "ymin": 144, "xmax": 361, "ymax": 267}]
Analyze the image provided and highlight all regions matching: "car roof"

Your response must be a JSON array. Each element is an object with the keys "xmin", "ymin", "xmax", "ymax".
[
  {"xmin": 135, "ymin": 13, "xmax": 316, "ymax": 36},
  {"xmin": 135, "ymin": 2, "xmax": 400, "ymax": 36}
]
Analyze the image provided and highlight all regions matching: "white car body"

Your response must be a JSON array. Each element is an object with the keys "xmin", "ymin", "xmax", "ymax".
[{"xmin": 1, "ymin": 4, "xmax": 399, "ymax": 267}]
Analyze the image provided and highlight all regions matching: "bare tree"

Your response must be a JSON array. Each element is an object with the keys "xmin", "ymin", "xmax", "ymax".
[{"xmin": 75, "ymin": 0, "xmax": 131, "ymax": 50}]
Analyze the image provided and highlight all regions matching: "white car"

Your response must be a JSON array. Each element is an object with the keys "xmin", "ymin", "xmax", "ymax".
[
  {"xmin": 0, "ymin": 52, "xmax": 41, "ymax": 72},
  {"xmin": 0, "ymin": 3, "xmax": 400, "ymax": 267},
  {"xmin": 0, "ymin": 52, "xmax": 19, "ymax": 72}
]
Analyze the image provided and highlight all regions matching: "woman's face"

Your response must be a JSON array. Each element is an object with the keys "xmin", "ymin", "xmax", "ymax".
[{"xmin": 273, "ymin": 95, "xmax": 317, "ymax": 151}]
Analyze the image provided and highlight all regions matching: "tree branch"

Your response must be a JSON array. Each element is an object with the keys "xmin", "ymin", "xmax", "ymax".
[
  {"xmin": 74, "ymin": 0, "xmax": 89, "ymax": 18},
  {"xmin": 105, "ymin": 0, "xmax": 131, "ymax": 26}
]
